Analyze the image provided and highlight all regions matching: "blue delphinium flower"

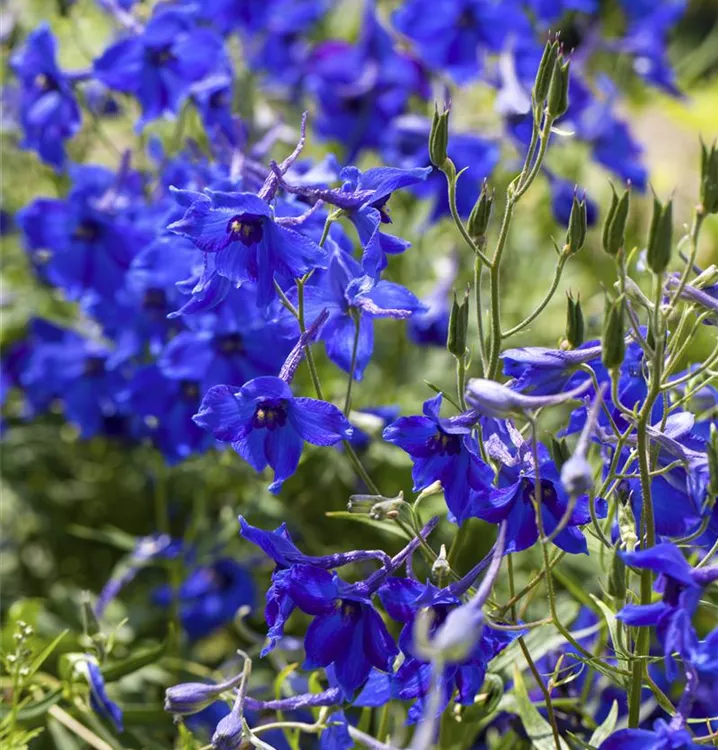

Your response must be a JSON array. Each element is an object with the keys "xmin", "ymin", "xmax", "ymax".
[
  {"xmin": 378, "ymin": 577, "xmax": 520, "ymax": 723},
  {"xmin": 159, "ymin": 286, "xmax": 290, "ymax": 392},
  {"xmin": 306, "ymin": 2, "xmax": 428, "ymax": 159},
  {"xmin": 383, "ymin": 393, "xmax": 493, "ymax": 522},
  {"xmin": 94, "ymin": 4, "xmax": 227, "ymax": 128},
  {"xmin": 276, "ymin": 163, "xmax": 431, "ymax": 272},
  {"xmin": 391, "ymin": 0, "xmax": 529, "ymax": 84},
  {"xmin": 472, "ymin": 421, "xmax": 606, "ymax": 554},
  {"xmin": 194, "ymin": 374, "xmax": 353, "ymax": 493},
  {"xmin": 524, "ymin": 0, "xmax": 598, "ymax": 24},
  {"xmin": 617, "ymin": 543, "xmax": 718, "ymax": 678},
  {"xmin": 18, "ymin": 164, "xmax": 150, "ymax": 301},
  {"xmin": 319, "ymin": 711, "xmax": 353, "ymax": 750},
  {"xmin": 86, "ymin": 662, "xmax": 123, "ymax": 732},
  {"xmin": 407, "ymin": 255, "xmax": 456, "ymax": 348},
  {"xmin": 599, "ymin": 718, "xmax": 701, "ymax": 749},
  {"xmin": 286, "ymin": 564, "xmax": 398, "ymax": 698},
  {"xmin": 168, "ymin": 188, "xmax": 327, "ymax": 308},
  {"xmin": 154, "ymin": 558, "xmax": 256, "ymax": 640},
  {"xmin": 274, "ymin": 244, "xmax": 425, "ymax": 379},
  {"xmin": 617, "ymin": 2, "xmax": 686, "ymax": 96},
  {"xmin": 9, "ymin": 24, "xmax": 82, "ymax": 168},
  {"xmin": 128, "ymin": 367, "xmax": 215, "ymax": 464}
]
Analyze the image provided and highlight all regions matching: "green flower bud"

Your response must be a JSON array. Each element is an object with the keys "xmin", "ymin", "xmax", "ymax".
[
  {"xmin": 646, "ymin": 194, "xmax": 673, "ymax": 274},
  {"xmin": 447, "ymin": 287, "xmax": 470, "ymax": 359},
  {"xmin": 467, "ymin": 180, "xmax": 493, "ymax": 248},
  {"xmin": 565, "ymin": 191, "xmax": 587, "ymax": 255},
  {"xmin": 547, "ymin": 57, "xmax": 570, "ymax": 119},
  {"xmin": 564, "ymin": 292, "xmax": 584, "ymax": 349},
  {"xmin": 548, "ymin": 435, "xmax": 571, "ymax": 472},
  {"xmin": 607, "ymin": 548, "xmax": 627, "ymax": 601},
  {"xmin": 700, "ymin": 138, "xmax": 718, "ymax": 215},
  {"xmin": 429, "ymin": 103, "xmax": 450, "ymax": 168},
  {"xmin": 431, "ymin": 544, "xmax": 451, "ymax": 583},
  {"xmin": 602, "ymin": 295, "xmax": 625, "ymax": 370},
  {"xmin": 533, "ymin": 38, "xmax": 559, "ymax": 105},
  {"xmin": 602, "ymin": 184, "xmax": 631, "ymax": 256}
]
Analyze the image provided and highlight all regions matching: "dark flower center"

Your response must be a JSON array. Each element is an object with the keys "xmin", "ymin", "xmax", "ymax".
[
  {"xmin": 428, "ymin": 429, "xmax": 461, "ymax": 456},
  {"xmin": 252, "ymin": 399, "xmax": 288, "ymax": 431},
  {"xmin": 372, "ymin": 197, "xmax": 392, "ymax": 224},
  {"xmin": 73, "ymin": 219, "xmax": 102, "ymax": 242},
  {"xmin": 227, "ymin": 215, "xmax": 264, "ymax": 247},
  {"xmin": 216, "ymin": 333, "xmax": 244, "ymax": 355},
  {"xmin": 84, "ymin": 356, "xmax": 106, "ymax": 377},
  {"xmin": 33, "ymin": 73, "xmax": 58, "ymax": 92},
  {"xmin": 335, "ymin": 599, "xmax": 361, "ymax": 622},
  {"xmin": 142, "ymin": 288, "xmax": 167, "ymax": 311},
  {"xmin": 180, "ymin": 380, "xmax": 200, "ymax": 400},
  {"xmin": 148, "ymin": 46, "xmax": 176, "ymax": 66}
]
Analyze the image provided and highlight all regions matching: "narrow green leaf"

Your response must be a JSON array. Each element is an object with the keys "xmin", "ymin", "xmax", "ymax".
[
  {"xmin": 591, "ymin": 596, "xmax": 631, "ymax": 672},
  {"xmin": 512, "ymin": 664, "xmax": 569, "ymax": 750},
  {"xmin": 589, "ymin": 699, "xmax": 618, "ymax": 747},
  {"xmin": 26, "ymin": 630, "xmax": 69, "ymax": 680},
  {"xmin": 102, "ymin": 627, "xmax": 173, "ymax": 682},
  {"xmin": 324, "ymin": 512, "xmax": 410, "ymax": 539}
]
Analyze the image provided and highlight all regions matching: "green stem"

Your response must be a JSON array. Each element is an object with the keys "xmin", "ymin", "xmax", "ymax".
[
  {"xmin": 667, "ymin": 211, "xmax": 705, "ymax": 315},
  {"xmin": 486, "ymin": 114, "xmax": 554, "ymax": 379},
  {"xmin": 502, "ymin": 254, "xmax": 568, "ymax": 339},
  {"xmin": 344, "ymin": 311, "xmax": 361, "ymax": 415},
  {"xmin": 442, "ymin": 162, "xmax": 492, "ymax": 267},
  {"xmin": 474, "ymin": 254, "xmax": 487, "ymax": 375}
]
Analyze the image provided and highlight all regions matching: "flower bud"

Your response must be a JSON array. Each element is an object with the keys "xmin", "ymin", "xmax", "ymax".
[
  {"xmin": 617, "ymin": 494, "xmax": 637, "ymax": 552},
  {"xmin": 431, "ymin": 544, "xmax": 451, "ymax": 583},
  {"xmin": 546, "ymin": 57, "xmax": 570, "ymax": 119},
  {"xmin": 560, "ymin": 455, "xmax": 593, "ymax": 497},
  {"xmin": 700, "ymin": 138, "xmax": 718, "ymax": 215},
  {"xmin": 467, "ymin": 180, "xmax": 493, "ymax": 247},
  {"xmin": 212, "ymin": 707, "xmax": 243, "ymax": 750},
  {"xmin": 602, "ymin": 296, "xmax": 625, "ymax": 370},
  {"xmin": 164, "ymin": 674, "xmax": 244, "ymax": 716},
  {"xmin": 533, "ymin": 38, "xmax": 559, "ymax": 105},
  {"xmin": 602, "ymin": 184, "xmax": 630, "ymax": 257},
  {"xmin": 565, "ymin": 191, "xmax": 587, "ymax": 255},
  {"xmin": 607, "ymin": 548, "xmax": 627, "ymax": 601},
  {"xmin": 447, "ymin": 288, "xmax": 470, "ymax": 359},
  {"xmin": 429, "ymin": 103, "xmax": 450, "ymax": 169},
  {"xmin": 646, "ymin": 194, "xmax": 673, "ymax": 274},
  {"xmin": 564, "ymin": 292, "xmax": 584, "ymax": 349},
  {"xmin": 548, "ymin": 435, "xmax": 571, "ymax": 471}
]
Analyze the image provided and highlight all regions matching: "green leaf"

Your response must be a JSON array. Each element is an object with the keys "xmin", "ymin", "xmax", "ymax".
[
  {"xmin": 0, "ymin": 689, "xmax": 62, "ymax": 729},
  {"xmin": 490, "ymin": 599, "xmax": 582, "ymax": 674},
  {"xmin": 324, "ymin": 512, "xmax": 410, "ymax": 539},
  {"xmin": 589, "ymin": 700, "xmax": 618, "ymax": 748},
  {"xmin": 591, "ymin": 596, "xmax": 630, "ymax": 675},
  {"xmin": 26, "ymin": 630, "xmax": 69, "ymax": 680},
  {"xmin": 101, "ymin": 627, "xmax": 173, "ymax": 682},
  {"xmin": 512, "ymin": 664, "xmax": 569, "ymax": 750},
  {"xmin": 66, "ymin": 524, "xmax": 138, "ymax": 551}
]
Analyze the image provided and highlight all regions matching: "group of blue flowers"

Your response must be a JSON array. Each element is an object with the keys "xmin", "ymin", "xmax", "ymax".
[{"xmin": 3, "ymin": 0, "xmax": 718, "ymax": 749}]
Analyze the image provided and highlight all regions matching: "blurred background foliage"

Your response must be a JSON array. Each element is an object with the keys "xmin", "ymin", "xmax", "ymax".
[{"xmin": 0, "ymin": 0, "xmax": 717, "ymax": 746}]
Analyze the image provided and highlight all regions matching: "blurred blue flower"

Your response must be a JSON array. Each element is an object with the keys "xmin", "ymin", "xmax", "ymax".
[
  {"xmin": 154, "ymin": 558, "xmax": 255, "ymax": 641},
  {"xmin": 391, "ymin": 0, "xmax": 529, "ymax": 84},
  {"xmin": 9, "ymin": 24, "xmax": 82, "ymax": 168},
  {"xmin": 599, "ymin": 718, "xmax": 701, "ymax": 749},
  {"xmin": 307, "ymin": 2, "xmax": 428, "ymax": 159},
  {"xmin": 94, "ymin": 5, "xmax": 227, "ymax": 128}
]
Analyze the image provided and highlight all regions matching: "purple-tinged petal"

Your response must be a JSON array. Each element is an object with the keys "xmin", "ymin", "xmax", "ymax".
[
  {"xmin": 288, "ymin": 566, "xmax": 338, "ymax": 615},
  {"xmin": 304, "ymin": 611, "xmax": 356, "ymax": 669},
  {"xmin": 193, "ymin": 385, "xmax": 254, "ymax": 442}
]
